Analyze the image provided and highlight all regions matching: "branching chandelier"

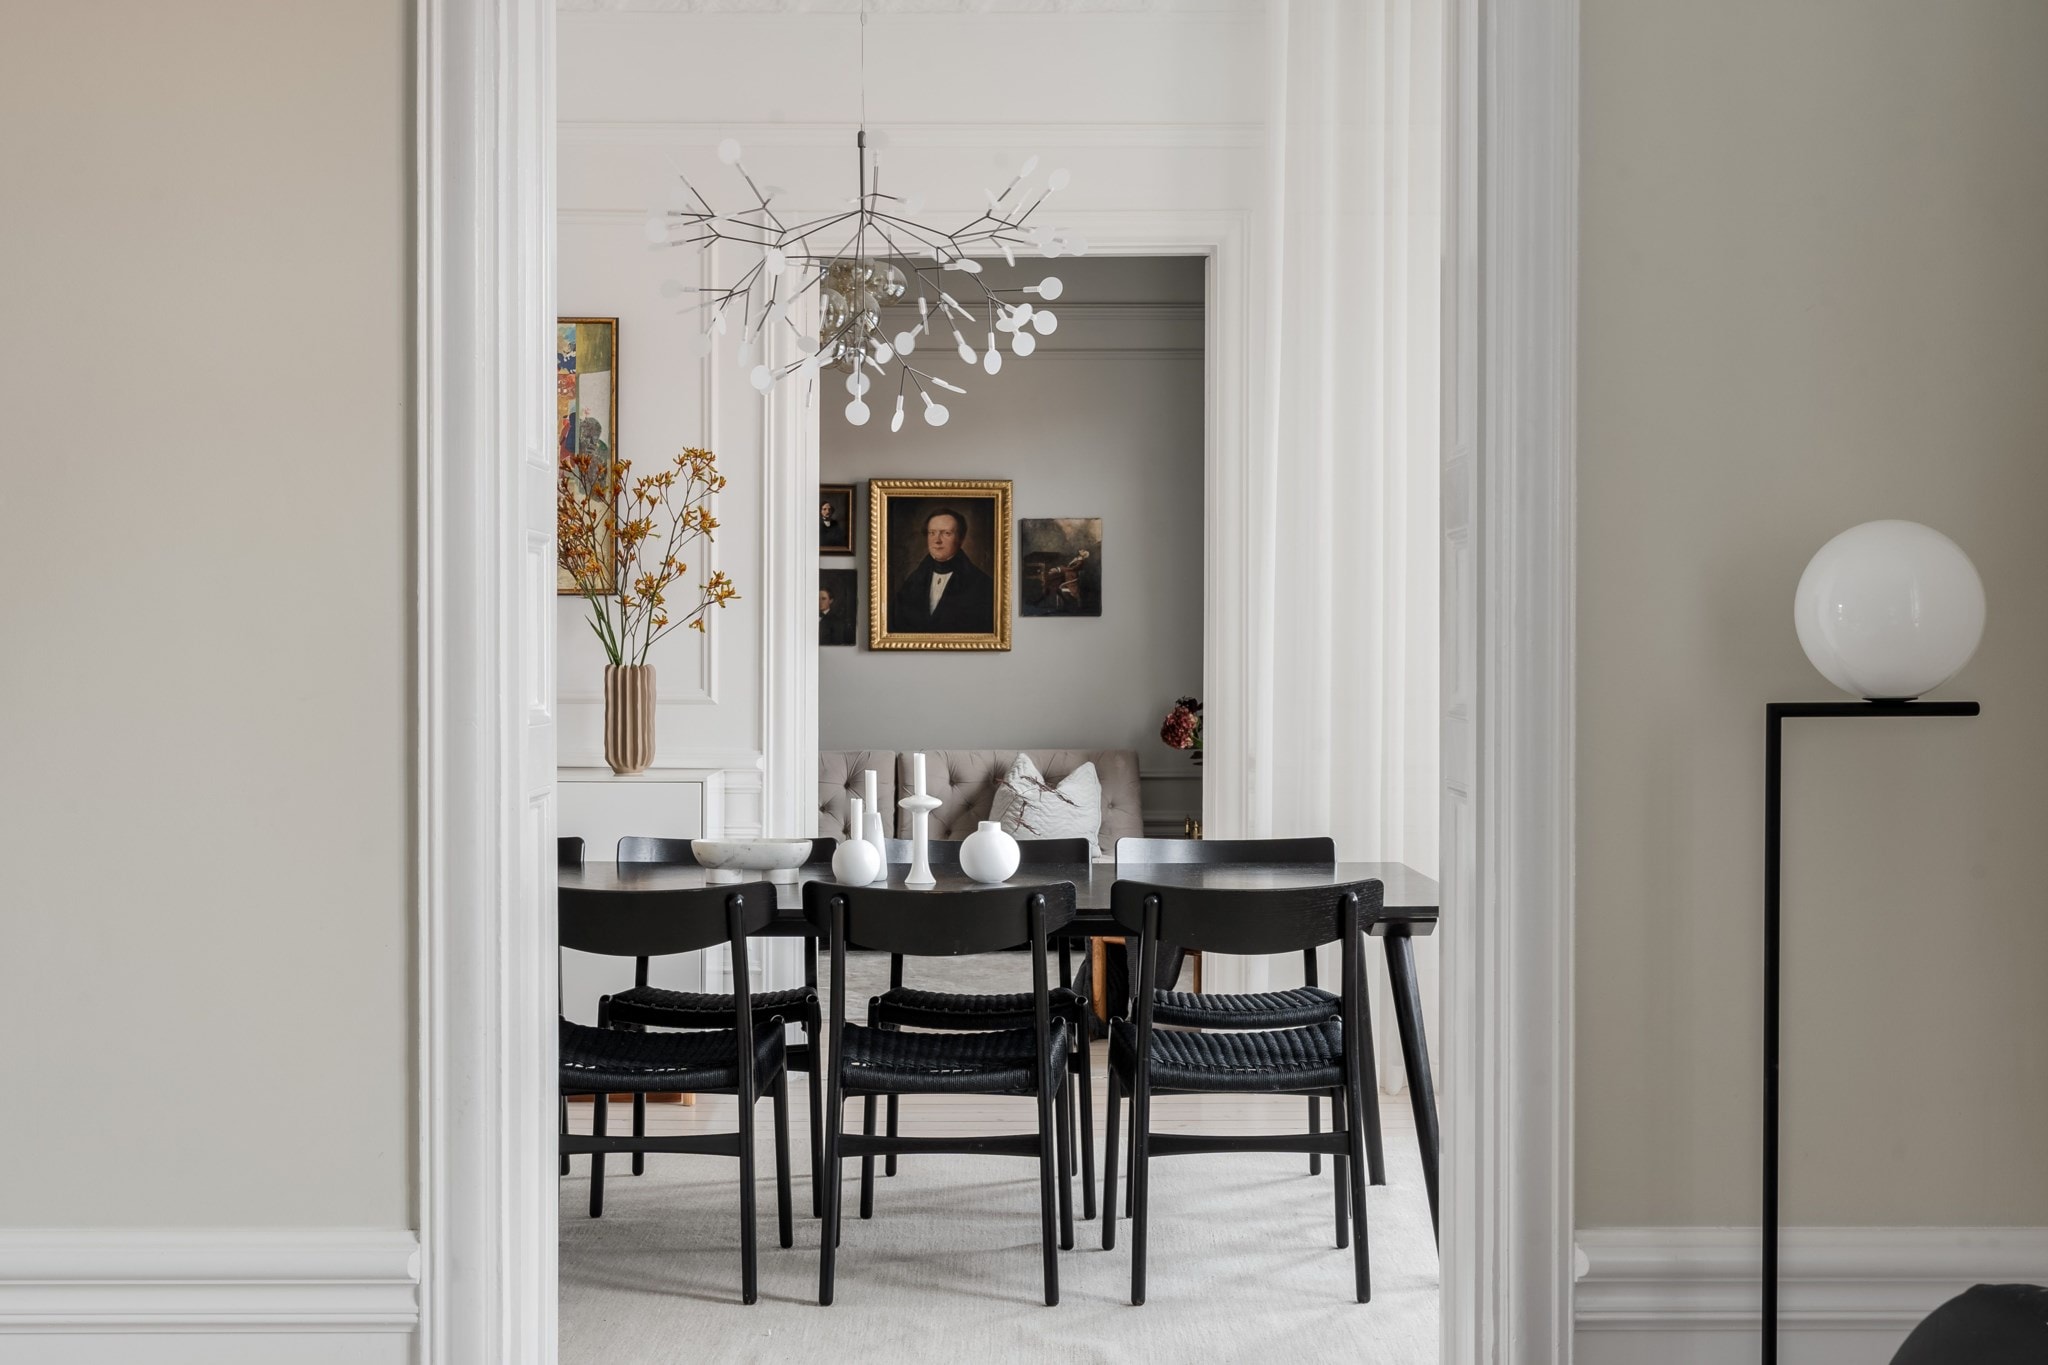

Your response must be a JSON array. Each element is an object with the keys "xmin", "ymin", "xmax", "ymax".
[{"xmin": 644, "ymin": 1, "xmax": 1083, "ymax": 432}]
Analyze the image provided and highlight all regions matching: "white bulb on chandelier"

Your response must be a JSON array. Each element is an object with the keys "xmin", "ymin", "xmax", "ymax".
[
  {"xmin": 1001, "ymin": 242, "xmax": 1016, "ymax": 267},
  {"xmin": 904, "ymin": 193, "xmax": 926, "ymax": 213},
  {"xmin": 984, "ymin": 334, "xmax": 1002, "ymax": 374},
  {"xmin": 750, "ymin": 365, "xmax": 774, "ymax": 393},
  {"xmin": 717, "ymin": 138, "xmax": 744, "ymax": 165},
  {"xmin": 955, "ymin": 334, "xmax": 976, "ymax": 365},
  {"xmin": 1034, "ymin": 276, "xmax": 1063, "ymax": 300},
  {"xmin": 712, "ymin": 309, "xmax": 729, "ymax": 335},
  {"xmin": 922, "ymin": 394, "xmax": 950, "ymax": 427},
  {"xmin": 1012, "ymin": 330, "xmax": 1036, "ymax": 357},
  {"xmin": 1031, "ymin": 310, "xmax": 1057, "ymax": 335},
  {"xmin": 892, "ymin": 395, "xmax": 906, "ymax": 432},
  {"xmin": 873, "ymin": 341, "xmax": 895, "ymax": 365},
  {"xmin": 1040, "ymin": 240, "xmax": 1064, "ymax": 259},
  {"xmin": 893, "ymin": 330, "xmax": 917, "ymax": 355},
  {"xmin": 798, "ymin": 351, "xmax": 821, "ymax": 376},
  {"xmin": 763, "ymin": 246, "xmax": 786, "ymax": 276},
  {"xmin": 930, "ymin": 376, "xmax": 966, "ymax": 394},
  {"xmin": 1068, "ymin": 236, "xmax": 1090, "ymax": 257},
  {"xmin": 1012, "ymin": 301, "xmax": 1034, "ymax": 323},
  {"xmin": 846, "ymin": 370, "xmax": 870, "ymax": 397},
  {"xmin": 845, "ymin": 398, "xmax": 870, "ymax": 426},
  {"xmin": 994, "ymin": 313, "xmax": 1016, "ymax": 333},
  {"xmin": 1048, "ymin": 168, "xmax": 1071, "ymax": 191},
  {"xmin": 1020, "ymin": 155, "xmax": 1040, "ymax": 177}
]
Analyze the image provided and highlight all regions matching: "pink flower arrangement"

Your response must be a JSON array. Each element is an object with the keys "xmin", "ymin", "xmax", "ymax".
[{"xmin": 1160, "ymin": 695, "xmax": 1203, "ymax": 764}]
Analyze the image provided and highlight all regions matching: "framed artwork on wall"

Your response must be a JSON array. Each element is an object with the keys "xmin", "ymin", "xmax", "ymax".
[
  {"xmin": 868, "ymin": 479, "xmax": 1012, "ymax": 652},
  {"xmin": 819, "ymin": 483, "xmax": 854, "ymax": 555},
  {"xmin": 556, "ymin": 316, "xmax": 618, "ymax": 594},
  {"xmin": 1020, "ymin": 517, "xmax": 1103, "ymax": 617},
  {"xmin": 820, "ymin": 568, "xmax": 858, "ymax": 647}
]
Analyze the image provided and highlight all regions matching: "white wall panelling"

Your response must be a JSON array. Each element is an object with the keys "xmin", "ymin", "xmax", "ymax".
[{"xmin": 1575, "ymin": 1227, "xmax": 2048, "ymax": 1365}]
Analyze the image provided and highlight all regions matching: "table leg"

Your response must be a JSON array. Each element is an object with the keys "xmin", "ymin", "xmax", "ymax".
[{"xmin": 1383, "ymin": 931, "xmax": 1439, "ymax": 1241}]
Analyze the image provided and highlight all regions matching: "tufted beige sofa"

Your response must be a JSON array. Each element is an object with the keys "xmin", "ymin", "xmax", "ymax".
[
  {"xmin": 817, "ymin": 749, "xmax": 899, "ymax": 841},
  {"xmin": 818, "ymin": 749, "xmax": 1143, "ymax": 853}
]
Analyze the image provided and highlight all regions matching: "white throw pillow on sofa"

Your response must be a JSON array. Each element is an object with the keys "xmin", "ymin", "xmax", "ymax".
[{"xmin": 989, "ymin": 753, "xmax": 1103, "ymax": 857}]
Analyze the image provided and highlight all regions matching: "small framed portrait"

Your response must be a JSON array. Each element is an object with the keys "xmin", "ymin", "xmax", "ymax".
[
  {"xmin": 819, "ymin": 483, "xmax": 855, "ymax": 555},
  {"xmin": 556, "ymin": 317, "xmax": 619, "ymax": 594},
  {"xmin": 819, "ymin": 568, "xmax": 858, "ymax": 647},
  {"xmin": 868, "ymin": 479, "xmax": 1012, "ymax": 652},
  {"xmin": 1020, "ymin": 517, "xmax": 1103, "ymax": 617}
]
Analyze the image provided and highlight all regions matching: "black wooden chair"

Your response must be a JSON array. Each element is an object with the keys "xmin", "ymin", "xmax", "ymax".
[
  {"xmin": 558, "ymin": 881, "xmax": 792, "ymax": 1305},
  {"xmin": 805, "ymin": 878, "xmax": 1078, "ymax": 1307},
  {"xmin": 1112, "ymin": 836, "xmax": 1386, "ymax": 1193},
  {"xmin": 558, "ymin": 835, "xmax": 585, "ymax": 868},
  {"xmin": 596, "ymin": 835, "xmax": 832, "ymax": 1215},
  {"xmin": 1100, "ymin": 874, "xmax": 1383, "ymax": 1305},
  {"xmin": 862, "ymin": 838, "xmax": 1098, "ymax": 1219}
]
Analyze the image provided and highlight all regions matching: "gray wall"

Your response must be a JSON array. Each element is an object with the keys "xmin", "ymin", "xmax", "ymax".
[
  {"xmin": 820, "ymin": 257, "xmax": 1205, "ymax": 826},
  {"xmin": 1579, "ymin": 0, "xmax": 2048, "ymax": 1227},
  {"xmin": 0, "ymin": 1, "xmax": 413, "ymax": 1226}
]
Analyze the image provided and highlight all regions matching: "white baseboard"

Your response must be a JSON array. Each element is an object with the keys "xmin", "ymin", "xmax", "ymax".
[
  {"xmin": 1575, "ymin": 1225, "xmax": 2048, "ymax": 1365},
  {"xmin": 0, "ymin": 1228, "xmax": 418, "ymax": 1362}
]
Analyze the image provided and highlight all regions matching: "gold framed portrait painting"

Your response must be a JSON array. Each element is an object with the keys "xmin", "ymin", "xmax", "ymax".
[
  {"xmin": 867, "ymin": 479, "xmax": 1012, "ymax": 651},
  {"xmin": 556, "ymin": 317, "xmax": 619, "ymax": 594}
]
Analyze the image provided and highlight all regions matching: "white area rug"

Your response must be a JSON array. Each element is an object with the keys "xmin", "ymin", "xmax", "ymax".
[{"xmin": 560, "ymin": 1118, "xmax": 1439, "ymax": 1363}]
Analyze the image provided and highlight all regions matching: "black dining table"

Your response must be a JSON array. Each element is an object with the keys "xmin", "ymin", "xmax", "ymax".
[{"xmin": 559, "ymin": 857, "xmax": 1440, "ymax": 1231}]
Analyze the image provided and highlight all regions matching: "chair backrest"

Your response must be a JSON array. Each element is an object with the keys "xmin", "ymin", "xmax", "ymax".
[
  {"xmin": 559, "ymin": 881, "xmax": 779, "ymax": 958},
  {"xmin": 1115, "ymin": 835, "xmax": 1336, "ymax": 867},
  {"xmin": 557, "ymin": 836, "xmax": 585, "ymax": 868},
  {"xmin": 1109, "ymin": 876, "xmax": 1382, "ymax": 957},
  {"xmin": 617, "ymin": 835, "xmax": 696, "ymax": 866},
  {"xmin": 804, "ymin": 836, "xmax": 838, "ymax": 864},
  {"xmin": 879, "ymin": 836, "xmax": 1088, "ymax": 867},
  {"xmin": 803, "ymin": 880, "xmax": 1078, "ymax": 958}
]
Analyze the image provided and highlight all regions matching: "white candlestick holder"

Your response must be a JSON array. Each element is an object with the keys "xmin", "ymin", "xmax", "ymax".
[{"xmin": 899, "ymin": 792, "xmax": 941, "ymax": 888}]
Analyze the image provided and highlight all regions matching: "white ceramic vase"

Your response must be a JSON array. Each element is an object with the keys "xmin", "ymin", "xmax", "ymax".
[
  {"xmin": 831, "ymin": 803, "xmax": 883, "ymax": 886},
  {"xmin": 960, "ymin": 820, "xmax": 1021, "ymax": 884},
  {"xmin": 861, "ymin": 770, "xmax": 889, "ymax": 882}
]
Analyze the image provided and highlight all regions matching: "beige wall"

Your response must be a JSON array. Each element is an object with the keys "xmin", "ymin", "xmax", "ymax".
[
  {"xmin": 0, "ymin": 3, "xmax": 413, "ymax": 1227},
  {"xmin": 1578, "ymin": 0, "xmax": 2048, "ymax": 1226}
]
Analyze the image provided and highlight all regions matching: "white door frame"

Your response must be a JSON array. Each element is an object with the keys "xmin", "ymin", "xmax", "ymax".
[{"xmin": 415, "ymin": 0, "xmax": 1577, "ymax": 1359}]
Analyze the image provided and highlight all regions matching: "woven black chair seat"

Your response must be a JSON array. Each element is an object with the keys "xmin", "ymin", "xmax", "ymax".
[
  {"xmin": 560, "ymin": 1018, "xmax": 784, "ymax": 1094},
  {"xmin": 1108, "ymin": 1019, "xmax": 1343, "ymax": 1093},
  {"xmin": 839, "ymin": 1020, "xmax": 1070, "ymax": 1096},
  {"xmin": 1151, "ymin": 985, "xmax": 1340, "ymax": 1030},
  {"xmin": 606, "ymin": 984, "xmax": 816, "ymax": 1028},
  {"xmin": 870, "ymin": 985, "xmax": 1085, "ymax": 1031}
]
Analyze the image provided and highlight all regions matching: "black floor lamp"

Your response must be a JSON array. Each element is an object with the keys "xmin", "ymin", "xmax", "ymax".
[{"xmin": 1765, "ymin": 520, "xmax": 1987, "ymax": 1365}]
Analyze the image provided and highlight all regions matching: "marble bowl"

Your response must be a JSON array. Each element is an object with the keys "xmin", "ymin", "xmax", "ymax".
[{"xmin": 689, "ymin": 838, "xmax": 815, "ymax": 873}]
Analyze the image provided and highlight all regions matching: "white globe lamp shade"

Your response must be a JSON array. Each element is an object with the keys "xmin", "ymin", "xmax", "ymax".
[{"xmin": 1793, "ymin": 520, "xmax": 1984, "ymax": 700}]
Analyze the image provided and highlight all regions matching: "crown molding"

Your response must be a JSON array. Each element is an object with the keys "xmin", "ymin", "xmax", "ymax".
[
  {"xmin": 558, "ymin": 119, "xmax": 1261, "ymax": 150},
  {"xmin": 562, "ymin": 0, "xmax": 1261, "ymax": 15}
]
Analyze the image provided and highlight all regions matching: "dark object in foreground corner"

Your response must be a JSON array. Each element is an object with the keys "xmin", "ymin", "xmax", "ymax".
[{"xmin": 1891, "ymin": 1284, "xmax": 2048, "ymax": 1365}]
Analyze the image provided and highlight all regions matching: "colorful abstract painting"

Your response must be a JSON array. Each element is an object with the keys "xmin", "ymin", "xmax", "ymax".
[{"xmin": 557, "ymin": 317, "xmax": 618, "ymax": 593}]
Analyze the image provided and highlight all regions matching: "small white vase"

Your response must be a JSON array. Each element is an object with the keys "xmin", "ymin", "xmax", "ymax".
[
  {"xmin": 960, "ymin": 820, "xmax": 1021, "ymax": 884},
  {"xmin": 861, "ymin": 770, "xmax": 889, "ymax": 881},
  {"xmin": 831, "ymin": 826, "xmax": 882, "ymax": 888}
]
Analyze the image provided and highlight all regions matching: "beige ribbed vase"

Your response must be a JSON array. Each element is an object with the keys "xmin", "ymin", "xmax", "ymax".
[{"xmin": 603, "ymin": 664, "xmax": 656, "ymax": 775}]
